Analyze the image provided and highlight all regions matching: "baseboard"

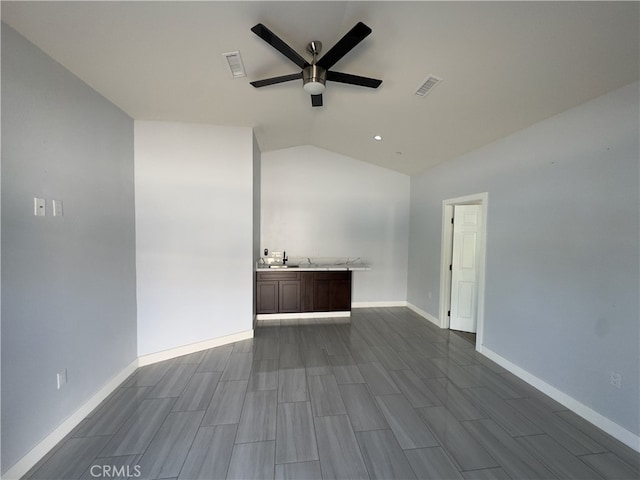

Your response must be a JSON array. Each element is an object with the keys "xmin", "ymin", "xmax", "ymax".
[
  {"xmin": 2, "ymin": 359, "xmax": 139, "ymax": 480},
  {"xmin": 480, "ymin": 345, "xmax": 640, "ymax": 453},
  {"xmin": 406, "ymin": 302, "xmax": 441, "ymax": 328},
  {"xmin": 256, "ymin": 311, "xmax": 350, "ymax": 321},
  {"xmin": 138, "ymin": 329, "xmax": 254, "ymax": 366},
  {"xmin": 352, "ymin": 301, "xmax": 407, "ymax": 308}
]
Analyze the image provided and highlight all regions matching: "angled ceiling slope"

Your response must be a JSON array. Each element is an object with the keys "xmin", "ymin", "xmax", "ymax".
[{"xmin": 2, "ymin": 1, "xmax": 638, "ymax": 174}]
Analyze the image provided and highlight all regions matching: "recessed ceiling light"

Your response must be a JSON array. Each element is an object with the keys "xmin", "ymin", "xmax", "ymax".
[{"xmin": 373, "ymin": 135, "xmax": 383, "ymax": 141}]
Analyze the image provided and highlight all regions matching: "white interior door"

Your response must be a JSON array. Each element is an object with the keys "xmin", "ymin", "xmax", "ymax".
[{"xmin": 450, "ymin": 205, "xmax": 482, "ymax": 333}]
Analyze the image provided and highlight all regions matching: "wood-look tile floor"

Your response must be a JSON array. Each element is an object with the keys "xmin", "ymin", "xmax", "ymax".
[{"xmin": 24, "ymin": 308, "xmax": 640, "ymax": 480}]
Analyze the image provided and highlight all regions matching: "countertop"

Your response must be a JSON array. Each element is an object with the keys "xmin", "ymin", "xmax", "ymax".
[{"xmin": 256, "ymin": 263, "xmax": 371, "ymax": 272}]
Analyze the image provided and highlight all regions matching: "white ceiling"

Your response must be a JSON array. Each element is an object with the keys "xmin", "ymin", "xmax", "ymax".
[{"xmin": 3, "ymin": 1, "xmax": 638, "ymax": 175}]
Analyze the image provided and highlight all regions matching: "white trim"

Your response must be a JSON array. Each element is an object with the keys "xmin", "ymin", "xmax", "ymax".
[
  {"xmin": 352, "ymin": 301, "xmax": 407, "ymax": 308},
  {"xmin": 406, "ymin": 302, "xmax": 441, "ymax": 328},
  {"xmin": 480, "ymin": 345, "xmax": 640, "ymax": 453},
  {"xmin": 138, "ymin": 329, "xmax": 254, "ymax": 366},
  {"xmin": 2, "ymin": 359, "xmax": 140, "ymax": 480},
  {"xmin": 256, "ymin": 311, "xmax": 350, "ymax": 321},
  {"xmin": 439, "ymin": 192, "xmax": 488, "ymax": 349}
]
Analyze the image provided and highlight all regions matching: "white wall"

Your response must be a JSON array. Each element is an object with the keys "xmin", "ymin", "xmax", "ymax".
[
  {"xmin": 261, "ymin": 145, "xmax": 410, "ymax": 304},
  {"xmin": 135, "ymin": 121, "xmax": 256, "ymax": 356},
  {"xmin": 1, "ymin": 25, "xmax": 137, "ymax": 474},
  {"xmin": 408, "ymin": 82, "xmax": 640, "ymax": 442}
]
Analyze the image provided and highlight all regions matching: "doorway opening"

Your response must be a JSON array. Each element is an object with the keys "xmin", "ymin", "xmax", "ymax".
[{"xmin": 438, "ymin": 193, "xmax": 488, "ymax": 350}]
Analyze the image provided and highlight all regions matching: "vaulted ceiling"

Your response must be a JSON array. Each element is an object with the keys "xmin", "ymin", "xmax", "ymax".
[{"xmin": 3, "ymin": 1, "xmax": 638, "ymax": 174}]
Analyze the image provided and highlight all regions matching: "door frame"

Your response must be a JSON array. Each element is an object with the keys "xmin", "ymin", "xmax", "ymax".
[{"xmin": 438, "ymin": 192, "xmax": 488, "ymax": 349}]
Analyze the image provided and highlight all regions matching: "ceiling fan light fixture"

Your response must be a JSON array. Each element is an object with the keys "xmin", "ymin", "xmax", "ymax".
[{"xmin": 303, "ymin": 64, "xmax": 327, "ymax": 95}]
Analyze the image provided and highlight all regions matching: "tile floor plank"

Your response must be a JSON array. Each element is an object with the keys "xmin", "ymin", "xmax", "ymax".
[
  {"xmin": 314, "ymin": 415, "xmax": 369, "ymax": 480},
  {"xmin": 177, "ymin": 424, "xmax": 236, "ymax": 480},
  {"xmin": 355, "ymin": 429, "xmax": 417, "ymax": 479},
  {"xmin": 220, "ymin": 352, "xmax": 253, "ymax": 381},
  {"xmin": 278, "ymin": 367, "xmax": 308, "ymax": 403},
  {"xmin": 226, "ymin": 441, "xmax": 276, "ymax": 480},
  {"xmin": 404, "ymin": 446, "xmax": 465, "ymax": 480},
  {"xmin": 100, "ymin": 397, "xmax": 176, "ymax": 457},
  {"xmin": 275, "ymin": 461, "xmax": 322, "ymax": 480},
  {"xmin": 580, "ymin": 452, "xmax": 640, "ymax": 480},
  {"xmin": 516, "ymin": 434, "xmax": 603, "ymax": 480},
  {"xmin": 338, "ymin": 383, "xmax": 389, "ymax": 432},
  {"xmin": 236, "ymin": 389, "xmax": 277, "ymax": 443},
  {"xmin": 465, "ymin": 387, "xmax": 543, "ymax": 437},
  {"xmin": 389, "ymin": 369, "xmax": 442, "ymax": 408},
  {"xmin": 73, "ymin": 387, "xmax": 152, "ymax": 437},
  {"xmin": 329, "ymin": 355, "xmax": 365, "ymax": 384},
  {"xmin": 462, "ymin": 419, "xmax": 555, "ymax": 480},
  {"xmin": 196, "ymin": 346, "xmax": 233, "ymax": 373},
  {"xmin": 201, "ymin": 380, "xmax": 248, "ymax": 426},
  {"xmin": 172, "ymin": 372, "xmax": 221, "ymax": 412},
  {"xmin": 375, "ymin": 394, "xmax": 439, "ymax": 449},
  {"xmin": 358, "ymin": 362, "xmax": 401, "ymax": 395},
  {"xmin": 135, "ymin": 410, "xmax": 204, "ymax": 479},
  {"xmin": 28, "ymin": 437, "xmax": 111, "ymax": 480},
  {"xmin": 148, "ymin": 363, "xmax": 199, "ymax": 398},
  {"xmin": 308, "ymin": 374, "xmax": 347, "ymax": 417},
  {"xmin": 275, "ymin": 401, "xmax": 319, "ymax": 464},
  {"xmin": 507, "ymin": 397, "xmax": 606, "ymax": 455},
  {"xmin": 418, "ymin": 406, "xmax": 498, "ymax": 471},
  {"xmin": 248, "ymin": 358, "xmax": 279, "ymax": 391}
]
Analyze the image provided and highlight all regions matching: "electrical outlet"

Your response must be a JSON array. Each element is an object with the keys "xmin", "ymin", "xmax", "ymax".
[
  {"xmin": 610, "ymin": 372, "xmax": 621, "ymax": 389},
  {"xmin": 56, "ymin": 368, "xmax": 68, "ymax": 389},
  {"xmin": 34, "ymin": 197, "xmax": 46, "ymax": 216}
]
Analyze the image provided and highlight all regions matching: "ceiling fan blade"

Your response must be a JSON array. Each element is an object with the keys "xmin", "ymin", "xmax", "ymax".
[
  {"xmin": 317, "ymin": 22, "xmax": 372, "ymax": 70},
  {"xmin": 250, "ymin": 72, "xmax": 302, "ymax": 88},
  {"xmin": 311, "ymin": 94, "xmax": 323, "ymax": 107},
  {"xmin": 251, "ymin": 24, "xmax": 310, "ymax": 69},
  {"xmin": 327, "ymin": 71, "xmax": 382, "ymax": 89}
]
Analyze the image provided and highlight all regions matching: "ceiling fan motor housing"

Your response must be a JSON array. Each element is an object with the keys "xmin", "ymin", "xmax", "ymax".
[{"xmin": 303, "ymin": 64, "xmax": 327, "ymax": 94}]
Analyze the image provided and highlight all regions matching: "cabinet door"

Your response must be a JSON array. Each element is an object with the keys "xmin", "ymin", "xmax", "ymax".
[
  {"xmin": 330, "ymin": 277, "xmax": 351, "ymax": 311},
  {"xmin": 301, "ymin": 272, "xmax": 314, "ymax": 312},
  {"xmin": 256, "ymin": 281, "xmax": 278, "ymax": 314},
  {"xmin": 313, "ymin": 278, "xmax": 331, "ymax": 311},
  {"xmin": 279, "ymin": 281, "xmax": 301, "ymax": 313}
]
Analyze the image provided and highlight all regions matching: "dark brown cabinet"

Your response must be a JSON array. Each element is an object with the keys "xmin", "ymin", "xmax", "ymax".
[{"xmin": 256, "ymin": 270, "xmax": 351, "ymax": 314}]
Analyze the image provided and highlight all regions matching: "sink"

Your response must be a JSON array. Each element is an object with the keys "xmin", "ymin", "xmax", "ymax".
[{"xmin": 268, "ymin": 264, "xmax": 298, "ymax": 269}]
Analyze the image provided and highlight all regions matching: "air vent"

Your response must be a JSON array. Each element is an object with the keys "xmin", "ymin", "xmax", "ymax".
[
  {"xmin": 222, "ymin": 51, "xmax": 246, "ymax": 78},
  {"xmin": 414, "ymin": 75, "xmax": 442, "ymax": 97}
]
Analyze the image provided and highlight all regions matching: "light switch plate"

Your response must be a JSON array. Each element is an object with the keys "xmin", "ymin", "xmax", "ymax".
[{"xmin": 52, "ymin": 199, "xmax": 64, "ymax": 217}]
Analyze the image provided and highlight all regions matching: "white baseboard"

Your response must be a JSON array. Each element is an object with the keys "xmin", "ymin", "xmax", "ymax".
[
  {"xmin": 352, "ymin": 301, "xmax": 407, "ymax": 308},
  {"xmin": 138, "ymin": 329, "xmax": 254, "ymax": 366},
  {"xmin": 2, "ymin": 359, "xmax": 139, "ymax": 480},
  {"xmin": 256, "ymin": 311, "xmax": 350, "ymax": 321},
  {"xmin": 480, "ymin": 345, "xmax": 640, "ymax": 453},
  {"xmin": 406, "ymin": 302, "xmax": 441, "ymax": 327}
]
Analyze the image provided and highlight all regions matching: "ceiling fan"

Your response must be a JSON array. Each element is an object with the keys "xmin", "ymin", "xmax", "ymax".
[{"xmin": 250, "ymin": 22, "xmax": 382, "ymax": 107}]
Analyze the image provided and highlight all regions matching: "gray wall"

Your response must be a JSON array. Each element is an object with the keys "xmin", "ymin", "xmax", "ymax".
[
  {"xmin": 261, "ymin": 145, "xmax": 410, "ymax": 304},
  {"xmin": 408, "ymin": 82, "xmax": 639, "ymax": 437},
  {"xmin": 1, "ymin": 25, "xmax": 137, "ymax": 473}
]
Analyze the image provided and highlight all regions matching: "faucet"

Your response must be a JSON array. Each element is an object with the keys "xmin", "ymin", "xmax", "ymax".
[{"xmin": 283, "ymin": 251, "xmax": 288, "ymax": 264}]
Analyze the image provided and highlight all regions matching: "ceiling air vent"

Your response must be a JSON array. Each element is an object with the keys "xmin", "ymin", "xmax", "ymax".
[
  {"xmin": 415, "ymin": 75, "xmax": 442, "ymax": 97},
  {"xmin": 222, "ymin": 51, "xmax": 246, "ymax": 78}
]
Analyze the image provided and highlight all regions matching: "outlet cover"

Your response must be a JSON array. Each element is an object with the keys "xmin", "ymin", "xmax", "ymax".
[
  {"xmin": 34, "ymin": 197, "xmax": 46, "ymax": 216},
  {"xmin": 610, "ymin": 372, "xmax": 621, "ymax": 389}
]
